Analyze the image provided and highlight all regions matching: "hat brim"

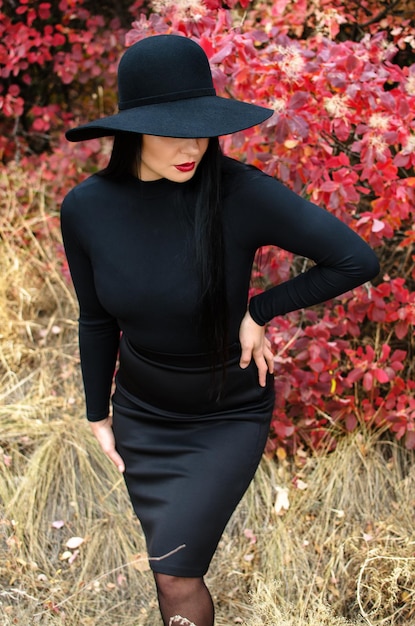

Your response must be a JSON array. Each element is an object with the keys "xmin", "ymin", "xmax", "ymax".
[{"xmin": 65, "ymin": 96, "xmax": 274, "ymax": 141}]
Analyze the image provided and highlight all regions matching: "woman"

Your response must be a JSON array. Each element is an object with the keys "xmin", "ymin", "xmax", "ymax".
[{"xmin": 61, "ymin": 35, "xmax": 379, "ymax": 626}]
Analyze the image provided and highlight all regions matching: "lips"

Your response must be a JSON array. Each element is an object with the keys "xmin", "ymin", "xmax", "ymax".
[{"xmin": 175, "ymin": 162, "xmax": 196, "ymax": 172}]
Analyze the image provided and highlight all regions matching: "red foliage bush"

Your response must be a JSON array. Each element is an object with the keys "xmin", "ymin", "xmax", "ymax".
[
  {"xmin": 124, "ymin": 2, "xmax": 415, "ymax": 453},
  {"xmin": 1, "ymin": 0, "xmax": 414, "ymax": 455},
  {"xmin": 0, "ymin": 0, "xmax": 129, "ymax": 160}
]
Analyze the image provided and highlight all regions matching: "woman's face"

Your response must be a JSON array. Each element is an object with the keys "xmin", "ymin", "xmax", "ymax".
[{"xmin": 139, "ymin": 135, "xmax": 209, "ymax": 182}]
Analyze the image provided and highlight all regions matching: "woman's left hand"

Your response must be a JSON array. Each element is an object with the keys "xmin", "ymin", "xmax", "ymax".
[{"xmin": 239, "ymin": 310, "xmax": 274, "ymax": 387}]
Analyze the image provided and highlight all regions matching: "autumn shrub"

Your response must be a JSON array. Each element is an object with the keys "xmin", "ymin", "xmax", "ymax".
[
  {"xmin": 1, "ymin": 0, "xmax": 414, "ymax": 455},
  {"xmin": 123, "ymin": 2, "xmax": 415, "ymax": 453},
  {"xmin": 0, "ymin": 0, "xmax": 141, "ymax": 160}
]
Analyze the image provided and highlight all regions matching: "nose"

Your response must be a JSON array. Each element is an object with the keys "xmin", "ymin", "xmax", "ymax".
[{"xmin": 182, "ymin": 138, "xmax": 205, "ymax": 155}]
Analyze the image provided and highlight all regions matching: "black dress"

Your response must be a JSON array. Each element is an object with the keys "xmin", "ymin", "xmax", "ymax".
[{"xmin": 61, "ymin": 156, "xmax": 379, "ymax": 576}]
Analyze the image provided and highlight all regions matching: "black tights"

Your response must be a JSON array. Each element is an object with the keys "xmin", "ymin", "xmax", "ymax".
[{"xmin": 153, "ymin": 572, "xmax": 214, "ymax": 626}]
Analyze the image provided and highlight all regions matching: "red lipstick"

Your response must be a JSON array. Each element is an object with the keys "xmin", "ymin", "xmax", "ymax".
[{"xmin": 175, "ymin": 162, "xmax": 196, "ymax": 172}]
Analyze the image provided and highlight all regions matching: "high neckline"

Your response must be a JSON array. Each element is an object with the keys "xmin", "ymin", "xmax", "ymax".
[{"xmin": 125, "ymin": 173, "xmax": 190, "ymax": 198}]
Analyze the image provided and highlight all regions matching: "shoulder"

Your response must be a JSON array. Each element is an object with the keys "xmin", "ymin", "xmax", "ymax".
[
  {"xmin": 220, "ymin": 155, "xmax": 296, "ymax": 208},
  {"xmin": 61, "ymin": 174, "xmax": 135, "ymax": 229},
  {"xmin": 62, "ymin": 174, "xmax": 119, "ymax": 210},
  {"xmin": 220, "ymin": 155, "xmax": 289, "ymax": 199},
  {"xmin": 221, "ymin": 155, "xmax": 269, "ymax": 190},
  {"xmin": 61, "ymin": 174, "xmax": 130, "ymax": 242}
]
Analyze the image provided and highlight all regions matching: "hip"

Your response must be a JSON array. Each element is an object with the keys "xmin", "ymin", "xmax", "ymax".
[{"xmin": 115, "ymin": 335, "xmax": 275, "ymax": 418}]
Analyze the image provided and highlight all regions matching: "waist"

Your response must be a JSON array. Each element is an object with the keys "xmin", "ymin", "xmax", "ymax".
[
  {"xmin": 121, "ymin": 335, "xmax": 241, "ymax": 369},
  {"xmin": 115, "ymin": 334, "xmax": 274, "ymax": 417}
]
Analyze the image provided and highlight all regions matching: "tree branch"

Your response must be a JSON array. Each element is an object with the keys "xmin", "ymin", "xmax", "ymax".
[{"xmin": 359, "ymin": 0, "xmax": 401, "ymax": 28}]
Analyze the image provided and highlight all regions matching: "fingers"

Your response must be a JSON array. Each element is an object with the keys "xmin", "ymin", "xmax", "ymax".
[
  {"xmin": 89, "ymin": 418, "xmax": 125, "ymax": 473},
  {"xmin": 113, "ymin": 454, "xmax": 125, "ymax": 474},
  {"xmin": 102, "ymin": 443, "xmax": 125, "ymax": 474},
  {"xmin": 240, "ymin": 343, "xmax": 274, "ymax": 387},
  {"xmin": 239, "ymin": 310, "xmax": 274, "ymax": 386},
  {"xmin": 252, "ymin": 345, "xmax": 271, "ymax": 387},
  {"xmin": 264, "ymin": 342, "xmax": 275, "ymax": 376},
  {"xmin": 239, "ymin": 344, "xmax": 252, "ymax": 369}
]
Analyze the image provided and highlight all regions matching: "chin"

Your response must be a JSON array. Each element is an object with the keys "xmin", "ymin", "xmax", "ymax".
[{"xmin": 168, "ymin": 169, "xmax": 198, "ymax": 183}]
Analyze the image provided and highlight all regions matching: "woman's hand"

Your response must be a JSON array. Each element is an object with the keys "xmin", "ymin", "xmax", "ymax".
[
  {"xmin": 89, "ymin": 416, "xmax": 125, "ymax": 473},
  {"xmin": 239, "ymin": 310, "xmax": 274, "ymax": 387}
]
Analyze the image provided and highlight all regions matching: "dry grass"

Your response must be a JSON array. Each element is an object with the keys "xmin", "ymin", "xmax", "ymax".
[{"xmin": 1, "ymin": 165, "xmax": 414, "ymax": 625}]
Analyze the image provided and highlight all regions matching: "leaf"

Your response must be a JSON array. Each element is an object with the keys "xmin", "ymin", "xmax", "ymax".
[
  {"xmin": 210, "ymin": 41, "xmax": 233, "ymax": 64},
  {"xmin": 395, "ymin": 321, "xmax": 408, "ymax": 339},
  {"xmin": 405, "ymin": 430, "xmax": 415, "ymax": 450},
  {"xmin": 363, "ymin": 372, "xmax": 373, "ymax": 391},
  {"xmin": 243, "ymin": 528, "xmax": 257, "ymax": 544},
  {"xmin": 275, "ymin": 117, "xmax": 291, "ymax": 143},
  {"xmin": 294, "ymin": 478, "xmax": 308, "ymax": 490},
  {"xmin": 276, "ymin": 446, "xmax": 287, "ymax": 460},
  {"xmin": 117, "ymin": 574, "xmax": 127, "ymax": 587},
  {"xmin": 131, "ymin": 553, "xmax": 150, "ymax": 572},
  {"xmin": 51, "ymin": 520, "xmax": 65, "ymax": 529},
  {"xmin": 371, "ymin": 219, "xmax": 385, "ymax": 233},
  {"xmin": 345, "ymin": 413, "xmax": 357, "ymax": 432},
  {"xmin": 65, "ymin": 536, "xmax": 84, "ymax": 549},
  {"xmin": 284, "ymin": 139, "xmax": 299, "ymax": 149},
  {"xmin": 373, "ymin": 368, "xmax": 389, "ymax": 384},
  {"xmin": 274, "ymin": 486, "xmax": 289, "ymax": 515},
  {"xmin": 346, "ymin": 368, "xmax": 364, "ymax": 384},
  {"xmin": 320, "ymin": 180, "xmax": 338, "ymax": 192},
  {"xmin": 68, "ymin": 549, "xmax": 80, "ymax": 565},
  {"xmin": 288, "ymin": 91, "xmax": 309, "ymax": 110}
]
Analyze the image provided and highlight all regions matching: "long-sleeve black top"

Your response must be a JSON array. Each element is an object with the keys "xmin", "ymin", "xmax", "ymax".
[{"xmin": 61, "ymin": 156, "xmax": 380, "ymax": 420}]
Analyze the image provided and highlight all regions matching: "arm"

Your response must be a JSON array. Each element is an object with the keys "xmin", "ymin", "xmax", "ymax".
[
  {"xmin": 232, "ymin": 169, "xmax": 380, "ymax": 324},
  {"xmin": 232, "ymin": 166, "xmax": 380, "ymax": 378},
  {"xmin": 61, "ymin": 189, "xmax": 124, "ymax": 472}
]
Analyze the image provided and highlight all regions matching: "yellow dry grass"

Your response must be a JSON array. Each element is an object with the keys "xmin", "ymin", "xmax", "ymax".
[{"xmin": 1, "ymin": 164, "xmax": 414, "ymax": 625}]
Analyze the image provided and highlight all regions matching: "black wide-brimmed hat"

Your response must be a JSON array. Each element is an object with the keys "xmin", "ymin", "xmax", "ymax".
[{"xmin": 66, "ymin": 34, "xmax": 273, "ymax": 141}]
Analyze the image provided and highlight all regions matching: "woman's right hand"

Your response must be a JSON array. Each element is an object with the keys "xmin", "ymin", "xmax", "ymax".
[{"xmin": 89, "ymin": 416, "xmax": 125, "ymax": 473}]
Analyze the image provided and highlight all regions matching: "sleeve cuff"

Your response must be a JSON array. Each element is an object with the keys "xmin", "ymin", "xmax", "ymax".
[{"xmin": 248, "ymin": 297, "xmax": 267, "ymax": 326}]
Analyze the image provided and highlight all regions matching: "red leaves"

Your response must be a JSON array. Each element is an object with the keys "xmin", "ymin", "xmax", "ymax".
[
  {"xmin": 258, "ymin": 261, "xmax": 413, "ymax": 454},
  {"xmin": 345, "ymin": 343, "xmax": 406, "ymax": 390},
  {"xmin": 1, "ymin": 1, "xmax": 414, "ymax": 455},
  {"xmin": 29, "ymin": 104, "xmax": 60, "ymax": 132},
  {"xmin": 123, "ymin": 2, "xmax": 415, "ymax": 456},
  {"xmin": 0, "ymin": 89, "xmax": 24, "ymax": 117},
  {"xmin": 38, "ymin": 3, "xmax": 52, "ymax": 20},
  {"xmin": 0, "ymin": 0, "xmax": 123, "ymax": 149}
]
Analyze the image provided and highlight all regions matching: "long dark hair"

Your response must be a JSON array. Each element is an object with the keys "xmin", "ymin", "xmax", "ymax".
[{"xmin": 99, "ymin": 133, "xmax": 228, "ymax": 366}]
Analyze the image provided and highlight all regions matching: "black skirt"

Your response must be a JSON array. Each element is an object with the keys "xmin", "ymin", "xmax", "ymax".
[{"xmin": 112, "ymin": 335, "xmax": 275, "ymax": 577}]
